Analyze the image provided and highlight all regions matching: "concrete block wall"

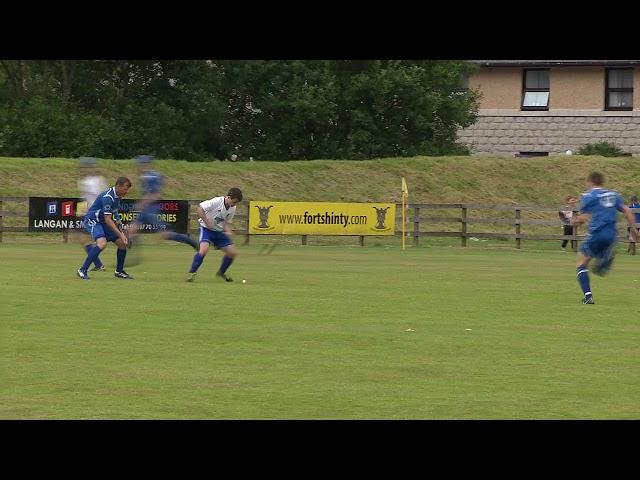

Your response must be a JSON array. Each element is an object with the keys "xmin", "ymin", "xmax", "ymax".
[{"xmin": 458, "ymin": 115, "xmax": 640, "ymax": 155}]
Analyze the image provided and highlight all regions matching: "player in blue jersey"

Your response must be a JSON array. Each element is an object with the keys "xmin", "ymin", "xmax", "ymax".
[
  {"xmin": 125, "ymin": 155, "xmax": 198, "ymax": 250},
  {"xmin": 571, "ymin": 172, "xmax": 639, "ymax": 304},
  {"xmin": 76, "ymin": 177, "xmax": 133, "ymax": 280}
]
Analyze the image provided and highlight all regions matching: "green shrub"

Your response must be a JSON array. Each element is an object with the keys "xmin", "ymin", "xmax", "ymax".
[{"xmin": 577, "ymin": 141, "xmax": 625, "ymax": 157}]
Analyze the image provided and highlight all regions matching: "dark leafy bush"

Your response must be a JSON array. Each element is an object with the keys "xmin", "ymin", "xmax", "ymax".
[{"xmin": 577, "ymin": 141, "xmax": 626, "ymax": 157}]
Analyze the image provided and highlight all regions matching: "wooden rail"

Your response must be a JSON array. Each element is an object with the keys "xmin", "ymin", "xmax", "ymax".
[{"xmin": 3, "ymin": 197, "xmax": 640, "ymax": 250}]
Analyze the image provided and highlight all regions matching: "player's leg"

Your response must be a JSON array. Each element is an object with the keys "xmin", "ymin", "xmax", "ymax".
[
  {"xmin": 158, "ymin": 229, "xmax": 198, "ymax": 249},
  {"xmin": 576, "ymin": 244, "xmax": 594, "ymax": 304},
  {"xmin": 74, "ymin": 203, "xmax": 104, "ymax": 270},
  {"xmin": 153, "ymin": 210, "xmax": 198, "ymax": 250},
  {"xmin": 592, "ymin": 240, "xmax": 616, "ymax": 278},
  {"xmin": 186, "ymin": 228, "xmax": 211, "ymax": 281},
  {"xmin": 77, "ymin": 223, "xmax": 107, "ymax": 279},
  {"xmin": 628, "ymin": 228, "xmax": 637, "ymax": 255},
  {"xmin": 216, "ymin": 240, "xmax": 237, "ymax": 282},
  {"xmin": 561, "ymin": 225, "xmax": 570, "ymax": 250},
  {"xmin": 589, "ymin": 231, "xmax": 616, "ymax": 277},
  {"xmin": 78, "ymin": 232, "xmax": 105, "ymax": 270},
  {"xmin": 113, "ymin": 236, "xmax": 133, "ymax": 279}
]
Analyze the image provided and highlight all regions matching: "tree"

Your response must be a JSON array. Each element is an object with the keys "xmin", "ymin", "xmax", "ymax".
[{"xmin": 0, "ymin": 60, "xmax": 480, "ymax": 160}]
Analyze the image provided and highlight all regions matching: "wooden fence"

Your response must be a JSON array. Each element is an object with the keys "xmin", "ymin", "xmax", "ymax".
[{"xmin": 2, "ymin": 197, "xmax": 639, "ymax": 249}]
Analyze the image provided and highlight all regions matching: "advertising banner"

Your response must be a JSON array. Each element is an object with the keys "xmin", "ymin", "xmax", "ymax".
[
  {"xmin": 29, "ymin": 198, "xmax": 190, "ymax": 234},
  {"xmin": 249, "ymin": 201, "xmax": 396, "ymax": 235}
]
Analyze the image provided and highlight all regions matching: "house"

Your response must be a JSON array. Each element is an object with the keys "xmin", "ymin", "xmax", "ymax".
[{"xmin": 457, "ymin": 60, "xmax": 640, "ymax": 156}]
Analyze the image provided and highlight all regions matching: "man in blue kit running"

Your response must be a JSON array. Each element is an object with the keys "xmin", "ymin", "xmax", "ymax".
[{"xmin": 571, "ymin": 172, "xmax": 639, "ymax": 304}]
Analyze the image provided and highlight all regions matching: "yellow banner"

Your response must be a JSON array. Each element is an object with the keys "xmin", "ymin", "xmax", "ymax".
[{"xmin": 249, "ymin": 201, "xmax": 396, "ymax": 235}]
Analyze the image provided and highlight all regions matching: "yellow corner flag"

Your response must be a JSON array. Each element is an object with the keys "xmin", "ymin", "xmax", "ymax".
[{"xmin": 401, "ymin": 177, "xmax": 409, "ymax": 249}]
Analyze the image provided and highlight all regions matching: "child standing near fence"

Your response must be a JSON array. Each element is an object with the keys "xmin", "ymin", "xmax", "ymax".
[
  {"xmin": 559, "ymin": 195, "xmax": 577, "ymax": 251},
  {"xmin": 627, "ymin": 195, "xmax": 640, "ymax": 255}
]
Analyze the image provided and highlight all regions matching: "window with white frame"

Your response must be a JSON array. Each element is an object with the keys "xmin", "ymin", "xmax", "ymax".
[{"xmin": 522, "ymin": 69, "xmax": 550, "ymax": 110}]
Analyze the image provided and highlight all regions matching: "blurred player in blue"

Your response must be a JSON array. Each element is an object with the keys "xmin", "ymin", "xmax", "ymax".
[
  {"xmin": 125, "ymin": 155, "xmax": 198, "ymax": 250},
  {"xmin": 186, "ymin": 187, "xmax": 243, "ymax": 283},
  {"xmin": 76, "ymin": 157, "xmax": 107, "ymax": 271},
  {"xmin": 626, "ymin": 195, "xmax": 640, "ymax": 255},
  {"xmin": 76, "ymin": 176, "xmax": 133, "ymax": 280},
  {"xmin": 571, "ymin": 172, "xmax": 638, "ymax": 304}
]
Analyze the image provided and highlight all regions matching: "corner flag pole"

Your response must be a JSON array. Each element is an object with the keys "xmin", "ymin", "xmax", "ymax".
[{"xmin": 401, "ymin": 177, "xmax": 409, "ymax": 250}]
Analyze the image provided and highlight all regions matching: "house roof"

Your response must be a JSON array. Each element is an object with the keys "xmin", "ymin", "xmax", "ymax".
[{"xmin": 473, "ymin": 60, "xmax": 640, "ymax": 67}]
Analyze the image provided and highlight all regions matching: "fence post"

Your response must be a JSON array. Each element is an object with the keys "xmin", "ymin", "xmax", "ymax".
[
  {"xmin": 0, "ymin": 199, "xmax": 3, "ymax": 243},
  {"xmin": 461, "ymin": 206, "xmax": 467, "ymax": 247},
  {"xmin": 515, "ymin": 208, "xmax": 521, "ymax": 249},
  {"xmin": 302, "ymin": 235, "xmax": 307, "ymax": 245},
  {"xmin": 359, "ymin": 235, "xmax": 365, "ymax": 246},
  {"xmin": 413, "ymin": 206, "xmax": 420, "ymax": 247},
  {"xmin": 244, "ymin": 203, "xmax": 250, "ymax": 244}
]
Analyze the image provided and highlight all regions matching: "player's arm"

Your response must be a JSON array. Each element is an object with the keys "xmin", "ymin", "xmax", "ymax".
[
  {"xmin": 224, "ymin": 209, "xmax": 236, "ymax": 236},
  {"xmin": 197, "ymin": 205, "xmax": 215, "ymax": 230},
  {"xmin": 571, "ymin": 212, "xmax": 590, "ymax": 226},
  {"xmin": 104, "ymin": 213, "xmax": 128, "ymax": 246},
  {"xmin": 621, "ymin": 205, "xmax": 640, "ymax": 241}
]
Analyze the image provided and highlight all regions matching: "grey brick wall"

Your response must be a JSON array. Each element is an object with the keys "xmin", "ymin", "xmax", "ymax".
[{"xmin": 458, "ymin": 115, "xmax": 640, "ymax": 155}]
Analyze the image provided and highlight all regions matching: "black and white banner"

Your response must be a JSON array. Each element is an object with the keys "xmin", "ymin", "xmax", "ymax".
[{"xmin": 28, "ymin": 197, "xmax": 190, "ymax": 234}]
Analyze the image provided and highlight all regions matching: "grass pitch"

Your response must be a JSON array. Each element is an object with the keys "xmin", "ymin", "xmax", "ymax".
[{"xmin": 2, "ymin": 240, "xmax": 640, "ymax": 419}]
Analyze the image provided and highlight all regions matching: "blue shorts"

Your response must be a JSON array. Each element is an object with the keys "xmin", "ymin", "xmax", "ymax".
[
  {"xmin": 199, "ymin": 226, "xmax": 232, "ymax": 249},
  {"xmin": 580, "ymin": 230, "xmax": 616, "ymax": 260},
  {"xmin": 84, "ymin": 219, "xmax": 120, "ymax": 242}
]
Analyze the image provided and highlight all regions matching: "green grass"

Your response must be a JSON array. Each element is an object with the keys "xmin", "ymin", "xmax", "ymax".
[
  {"xmin": 2, "ymin": 240, "xmax": 640, "ymax": 419},
  {"xmin": 3, "ymin": 155, "xmax": 640, "ymax": 205}
]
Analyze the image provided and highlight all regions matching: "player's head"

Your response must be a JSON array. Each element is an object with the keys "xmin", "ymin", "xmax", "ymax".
[
  {"xmin": 631, "ymin": 195, "xmax": 638, "ymax": 203},
  {"xmin": 564, "ymin": 195, "xmax": 576, "ymax": 204},
  {"xmin": 135, "ymin": 155, "xmax": 154, "ymax": 171},
  {"xmin": 226, "ymin": 187, "xmax": 243, "ymax": 206},
  {"xmin": 79, "ymin": 157, "xmax": 97, "ymax": 172},
  {"xmin": 115, "ymin": 176, "xmax": 132, "ymax": 197},
  {"xmin": 586, "ymin": 172, "xmax": 604, "ymax": 188}
]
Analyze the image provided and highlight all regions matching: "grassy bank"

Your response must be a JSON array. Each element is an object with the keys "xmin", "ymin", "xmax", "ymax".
[{"xmin": 2, "ymin": 155, "xmax": 640, "ymax": 205}]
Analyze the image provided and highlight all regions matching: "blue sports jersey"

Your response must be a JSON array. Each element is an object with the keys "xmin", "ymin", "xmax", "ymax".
[
  {"xmin": 85, "ymin": 187, "xmax": 121, "ymax": 224},
  {"xmin": 579, "ymin": 187, "xmax": 624, "ymax": 234},
  {"xmin": 140, "ymin": 170, "xmax": 164, "ymax": 195}
]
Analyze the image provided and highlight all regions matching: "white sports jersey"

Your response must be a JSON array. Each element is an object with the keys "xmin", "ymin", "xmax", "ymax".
[
  {"xmin": 78, "ymin": 175, "xmax": 107, "ymax": 206},
  {"xmin": 198, "ymin": 196, "xmax": 236, "ymax": 231}
]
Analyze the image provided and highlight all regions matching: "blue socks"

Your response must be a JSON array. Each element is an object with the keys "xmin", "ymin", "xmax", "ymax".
[
  {"xmin": 116, "ymin": 248, "xmax": 127, "ymax": 272},
  {"xmin": 190, "ymin": 253, "xmax": 204, "ymax": 273},
  {"xmin": 84, "ymin": 244, "xmax": 103, "ymax": 268},
  {"xmin": 81, "ymin": 245, "xmax": 102, "ymax": 272},
  {"xmin": 220, "ymin": 255, "xmax": 233, "ymax": 274},
  {"xmin": 189, "ymin": 253, "xmax": 234, "ymax": 274},
  {"xmin": 167, "ymin": 232, "xmax": 197, "ymax": 248},
  {"xmin": 577, "ymin": 264, "xmax": 592, "ymax": 299}
]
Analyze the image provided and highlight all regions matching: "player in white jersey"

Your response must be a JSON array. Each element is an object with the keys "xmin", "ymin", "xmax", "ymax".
[
  {"xmin": 186, "ymin": 187, "xmax": 243, "ymax": 282},
  {"xmin": 76, "ymin": 157, "xmax": 108, "ymax": 271}
]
